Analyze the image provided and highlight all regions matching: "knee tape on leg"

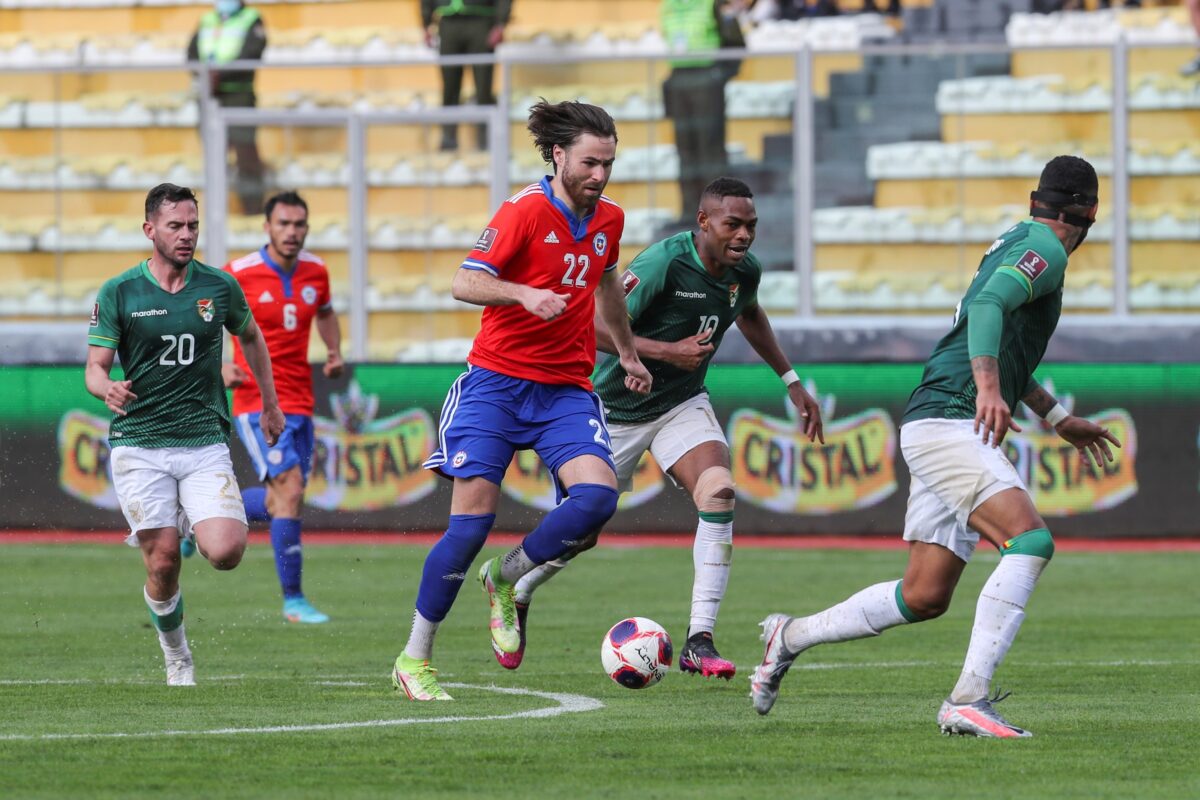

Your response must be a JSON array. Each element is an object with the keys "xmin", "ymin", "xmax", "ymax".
[
  {"xmin": 1001, "ymin": 527, "xmax": 1055, "ymax": 560},
  {"xmin": 693, "ymin": 466, "xmax": 735, "ymax": 516}
]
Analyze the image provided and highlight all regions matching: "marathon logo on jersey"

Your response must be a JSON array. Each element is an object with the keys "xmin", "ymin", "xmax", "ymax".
[
  {"xmin": 474, "ymin": 226, "xmax": 499, "ymax": 253},
  {"xmin": 593, "ymin": 231, "xmax": 608, "ymax": 257},
  {"xmin": 621, "ymin": 270, "xmax": 640, "ymax": 297},
  {"xmin": 196, "ymin": 298, "xmax": 215, "ymax": 322},
  {"xmin": 89, "ymin": 303, "xmax": 99, "ymax": 327},
  {"xmin": 130, "ymin": 308, "xmax": 168, "ymax": 318},
  {"xmin": 301, "ymin": 285, "xmax": 318, "ymax": 305},
  {"xmin": 1013, "ymin": 249, "xmax": 1048, "ymax": 282},
  {"xmin": 729, "ymin": 283, "xmax": 740, "ymax": 308}
]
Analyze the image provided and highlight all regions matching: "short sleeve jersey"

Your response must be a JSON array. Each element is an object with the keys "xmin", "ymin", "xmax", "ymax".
[
  {"xmin": 903, "ymin": 220, "xmax": 1068, "ymax": 424},
  {"xmin": 224, "ymin": 247, "xmax": 332, "ymax": 417},
  {"xmin": 595, "ymin": 231, "xmax": 762, "ymax": 424},
  {"xmin": 462, "ymin": 177, "xmax": 624, "ymax": 390},
  {"xmin": 87, "ymin": 260, "xmax": 252, "ymax": 448}
]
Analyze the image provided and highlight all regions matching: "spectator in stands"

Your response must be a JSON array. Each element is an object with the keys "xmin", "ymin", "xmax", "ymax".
[
  {"xmin": 662, "ymin": 0, "xmax": 744, "ymax": 221},
  {"xmin": 422, "ymin": 0, "xmax": 511, "ymax": 152},
  {"xmin": 187, "ymin": 0, "xmax": 267, "ymax": 216},
  {"xmin": 1182, "ymin": 0, "xmax": 1200, "ymax": 76}
]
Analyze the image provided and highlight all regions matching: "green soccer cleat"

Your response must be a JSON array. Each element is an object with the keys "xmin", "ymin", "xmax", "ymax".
[
  {"xmin": 392, "ymin": 653, "xmax": 452, "ymax": 701},
  {"xmin": 479, "ymin": 557, "xmax": 521, "ymax": 655}
]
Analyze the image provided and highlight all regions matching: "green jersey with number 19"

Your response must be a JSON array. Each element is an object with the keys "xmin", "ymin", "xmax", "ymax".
[
  {"xmin": 87, "ymin": 260, "xmax": 252, "ymax": 448},
  {"xmin": 903, "ymin": 220, "xmax": 1067, "ymax": 424},
  {"xmin": 595, "ymin": 231, "xmax": 761, "ymax": 424}
]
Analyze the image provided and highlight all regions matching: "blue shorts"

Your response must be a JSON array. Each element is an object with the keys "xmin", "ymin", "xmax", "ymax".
[
  {"xmin": 424, "ymin": 366, "xmax": 615, "ymax": 497},
  {"xmin": 235, "ymin": 412, "xmax": 314, "ymax": 483}
]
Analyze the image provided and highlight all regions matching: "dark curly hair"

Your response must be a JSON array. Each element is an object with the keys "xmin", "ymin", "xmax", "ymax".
[{"xmin": 527, "ymin": 99, "xmax": 618, "ymax": 170}]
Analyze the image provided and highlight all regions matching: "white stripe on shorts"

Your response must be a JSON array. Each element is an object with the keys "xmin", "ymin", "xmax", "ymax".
[{"xmin": 236, "ymin": 413, "xmax": 269, "ymax": 481}]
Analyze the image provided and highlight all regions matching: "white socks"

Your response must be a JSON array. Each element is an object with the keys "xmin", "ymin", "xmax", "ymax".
[
  {"xmin": 144, "ymin": 587, "xmax": 188, "ymax": 653},
  {"xmin": 513, "ymin": 559, "xmax": 568, "ymax": 605},
  {"xmin": 689, "ymin": 519, "xmax": 733, "ymax": 636},
  {"xmin": 404, "ymin": 610, "xmax": 440, "ymax": 661},
  {"xmin": 783, "ymin": 580, "xmax": 911, "ymax": 654},
  {"xmin": 950, "ymin": 553, "xmax": 1048, "ymax": 704}
]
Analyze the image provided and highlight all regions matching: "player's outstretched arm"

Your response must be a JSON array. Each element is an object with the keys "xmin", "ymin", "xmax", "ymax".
[
  {"xmin": 596, "ymin": 269, "xmax": 651, "ymax": 395},
  {"xmin": 237, "ymin": 317, "xmax": 285, "ymax": 445},
  {"xmin": 85, "ymin": 344, "xmax": 137, "ymax": 416},
  {"xmin": 735, "ymin": 304, "xmax": 823, "ymax": 442},
  {"xmin": 452, "ymin": 268, "xmax": 569, "ymax": 320},
  {"xmin": 1022, "ymin": 381, "xmax": 1121, "ymax": 467}
]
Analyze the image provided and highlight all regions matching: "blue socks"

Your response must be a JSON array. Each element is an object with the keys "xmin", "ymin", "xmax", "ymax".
[
  {"xmin": 522, "ymin": 483, "xmax": 618, "ymax": 563},
  {"xmin": 270, "ymin": 517, "xmax": 304, "ymax": 600},
  {"xmin": 242, "ymin": 487, "xmax": 270, "ymax": 523},
  {"xmin": 415, "ymin": 514, "xmax": 495, "ymax": 623}
]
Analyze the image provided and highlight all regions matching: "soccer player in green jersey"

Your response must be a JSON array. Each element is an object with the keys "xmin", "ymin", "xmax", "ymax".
[
  {"xmin": 85, "ymin": 183, "xmax": 285, "ymax": 686},
  {"xmin": 750, "ymin": 156, "xmax": 1122, "ymax": 736},
  {"xmin": 509, "ymin": 177, "xmax": 824, "ymax": 678}
]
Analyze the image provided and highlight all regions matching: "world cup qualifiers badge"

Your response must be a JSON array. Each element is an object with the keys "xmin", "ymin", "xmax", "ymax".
[
  {"xmin": 301, "ymin": 285, "xmax": 318, "ymax": 305},
  {"xmin": 196, "ymin": 298, "xmax": 215, "ymax": 322},
  {"xmin": 593, "ymin": 232, "xmax": 608, "ymax": 257}
]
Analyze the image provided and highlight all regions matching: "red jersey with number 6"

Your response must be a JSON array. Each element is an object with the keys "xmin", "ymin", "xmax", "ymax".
[
  {"xmin": 223, "ymin": 247, "xmax": 332, "ymax": 416},
  {"xmin": 461, "ymin": 177, "xmax": 624, "ymax": 390}
]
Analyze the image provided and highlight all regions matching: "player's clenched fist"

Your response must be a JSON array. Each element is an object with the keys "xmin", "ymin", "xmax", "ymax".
[
  {"xmin": 665, "ymin": 331, "xmax": 715, "ymax": 372},
  {"xmin": 222, "ymin": 362, "xmax": 248, "ymax": 388},
  {"xmin": 105, "ymin": 379, "xmax": 138, "ymax": 416},
  {"xmin": 621, "ymin": 355, "xmax": 652, "ymax": 395},
  {"xmin": 521, "ymin": 288, "xmax": 571, "ymax": 320}
]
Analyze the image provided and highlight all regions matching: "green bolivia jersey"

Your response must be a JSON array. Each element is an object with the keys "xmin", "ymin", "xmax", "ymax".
[
  {"xmin": 87, "ymin": 260, "xmax": 252, "ymax": 448},
  {"xmin": 595, "ymin": 231, "xmax": 761, "ymax": 424},
  {"xmin": 903, "ymin": 220, "xmax": 1068, "ymax": 424}
]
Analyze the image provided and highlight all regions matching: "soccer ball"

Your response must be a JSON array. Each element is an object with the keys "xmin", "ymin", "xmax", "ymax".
[{"xmin": 600, "ymin": 617, "xmax": 673, "ymax": 689}]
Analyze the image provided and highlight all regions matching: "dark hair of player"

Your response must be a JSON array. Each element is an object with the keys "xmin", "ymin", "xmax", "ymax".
[
  {"xmin": 264, "ymin": 190, "xmax": 309, "ymax": 220},
  {"xmin": 145, "ymin": 183, "xmax": 198, "ymax": 220},
  {"xmin": 527, "ymin": 99, "xmax": 618, "ymax": 169},
  {"xmin": 702, "ymin": 176, "xmax": 754, "ymax": 202},
  {"xmin": 1036, "ymin": 156, "xmax": 1098, "ymax": 209}
]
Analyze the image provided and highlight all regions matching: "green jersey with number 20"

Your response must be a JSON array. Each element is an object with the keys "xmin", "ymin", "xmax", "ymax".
[
  {"xmin": 88, "ymin": 260, "xmax": 252, "ymax": 448},
  {"xmin": 903, "ymin": 220, "xmax": 1068, "ymax": 424},
  {"xmin": 595, "ymin": 231, "xmax": 761, "ymax": 424}
]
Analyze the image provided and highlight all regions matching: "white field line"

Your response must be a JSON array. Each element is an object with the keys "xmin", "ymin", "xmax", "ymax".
[{"xmin": 0, "ymin": 683, "xmax": 603, "ymax": 742}]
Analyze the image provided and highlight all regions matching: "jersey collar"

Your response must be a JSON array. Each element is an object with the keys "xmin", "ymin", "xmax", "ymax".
[
  {"xmin": 540, "ymin": 176, "xmax": 595, "ymax": 242},
  {"xmin": 259, "ymin": 245, "xmax": 296, "ymax": 298},
  {"xmin": 140, "ymin": 258, "xmax": 193, "ymax": 290}
]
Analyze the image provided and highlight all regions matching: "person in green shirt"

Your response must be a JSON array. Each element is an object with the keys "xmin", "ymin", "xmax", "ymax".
[
  {"xmin": 508, "ymin": 177, "xmax": 823, "ymax": 679},
  {"xmin": 85, "ymin": 183, "xmax": 284, "ymax": 686},
  {"xmin": 750, "ymin": 156, "xmax": 1121, "ymax": 737}
]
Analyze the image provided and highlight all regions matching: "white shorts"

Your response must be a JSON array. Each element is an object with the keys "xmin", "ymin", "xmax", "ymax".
[
  {"xmin": 899, "ymin": 418, "xmax": 1028, "ymax": 563},
  {"xmin": 607, "ymin": 393, "xmax": 727, "ymax": 492},
  {"xmin": 110, "ymin": 443, "xmax": 247, "ymax": 545}
]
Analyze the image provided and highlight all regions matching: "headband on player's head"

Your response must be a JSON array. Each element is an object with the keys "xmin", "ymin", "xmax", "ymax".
[{"xmin": 1030, "ymin": 188, "xmax": 1098, "ymax": 244}]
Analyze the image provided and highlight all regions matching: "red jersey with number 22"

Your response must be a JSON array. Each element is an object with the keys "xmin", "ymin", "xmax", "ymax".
[
  {"xmin": 462, "ymin": 177, "xmax": 624, "ymax": 390},
  {"xmin": 223, "ymin": 247, "xmax": 332, "ymax": 416}
]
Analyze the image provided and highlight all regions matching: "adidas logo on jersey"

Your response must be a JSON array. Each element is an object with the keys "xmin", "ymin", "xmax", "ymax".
[
  {"xmin": 543, "ymin": 231, "xmax": 560, "ymax": 244},
  {"xmin": 258, "ymin": 290, "xmax": 275, "ymax": 303}
]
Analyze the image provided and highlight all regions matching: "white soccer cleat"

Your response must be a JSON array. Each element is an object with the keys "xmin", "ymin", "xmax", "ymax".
[
  {"xmin": 749, "ymin": 613, "xmax": 798, "ymax": 716},
  {"xmin": 938, "ymin": 693, "xmax": 1032, "ymax": 738},
  {"xmin": 165, "ymin": 652, "xmax": 195, "ymax": 686}
]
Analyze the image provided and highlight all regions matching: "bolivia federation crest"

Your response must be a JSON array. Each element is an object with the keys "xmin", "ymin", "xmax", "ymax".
[
  {"xmin": 729, "ymin": 283, "xmax": 740, "ymax": 308},
  {"xmin": 593, "ymin": 231, "xmax": 608, "ymax": 256},
  {"xmin": 196, "ymin": 298, "xmax": 215, "ymax": 322}
]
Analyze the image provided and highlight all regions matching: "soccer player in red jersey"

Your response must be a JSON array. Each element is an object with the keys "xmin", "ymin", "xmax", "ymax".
[
  {"xmin": 219, "ymin": 191, "xmax": 344, "ymax": 624},
  {"xmin": 392, "ymin": 101, "xmax": 653, "ymax": 700}
]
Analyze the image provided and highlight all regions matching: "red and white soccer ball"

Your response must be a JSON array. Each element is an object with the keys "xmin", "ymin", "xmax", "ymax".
[{"xmin": 600, "ymin": 617, "xmax": 673, "ymax": 689}]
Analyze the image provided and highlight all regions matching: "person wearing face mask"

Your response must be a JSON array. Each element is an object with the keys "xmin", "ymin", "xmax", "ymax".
[
  {"xmin": 188, "ymin": 0, "xmax": 268, "ymax": 215},
  {"xmin": 508, "ymin": 177, "xmax": 824, "ymax": 681},
  {"xmin": 750, "ymin": 157, "xmax": 1122, "ymax": 740}
]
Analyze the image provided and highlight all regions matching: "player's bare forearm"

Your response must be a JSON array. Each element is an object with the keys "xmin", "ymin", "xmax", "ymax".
[
  {"xmin": 735, "ymin": 304, "xmax": 792, "ymax": 377},
  {"xmin": 595, "ymin": 270, "xmax": 638, "ymax": 361},
  {"xmin": 237, "ymin": 320, "xmax": 280, "ymax": 409},
  {"xmin": 1021, "ymin": 382, "xmax": 1058, "ymax": 419},
  {"xmin": 316, "ymin": 310, "xmax": 343, "ymax": 363},
  {"xmin": 84, "ymin": 348, "xmax": 115, "ymax": 401},
  {"xmin": 451, "ymin": 267, "xmax": 527, "ymax": 307},
  {"xmin": 970, "ymin": 355, "xmax": 1019, "ymax": 445},
  {"xmin": 593, "ymin": 317, "xmax": 679, "ymax": 363}
]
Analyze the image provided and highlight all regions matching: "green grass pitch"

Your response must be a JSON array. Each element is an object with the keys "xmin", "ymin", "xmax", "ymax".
[{"xmin": 1, "ymin": 540, "xmax": 1198, "ymax": 799}]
